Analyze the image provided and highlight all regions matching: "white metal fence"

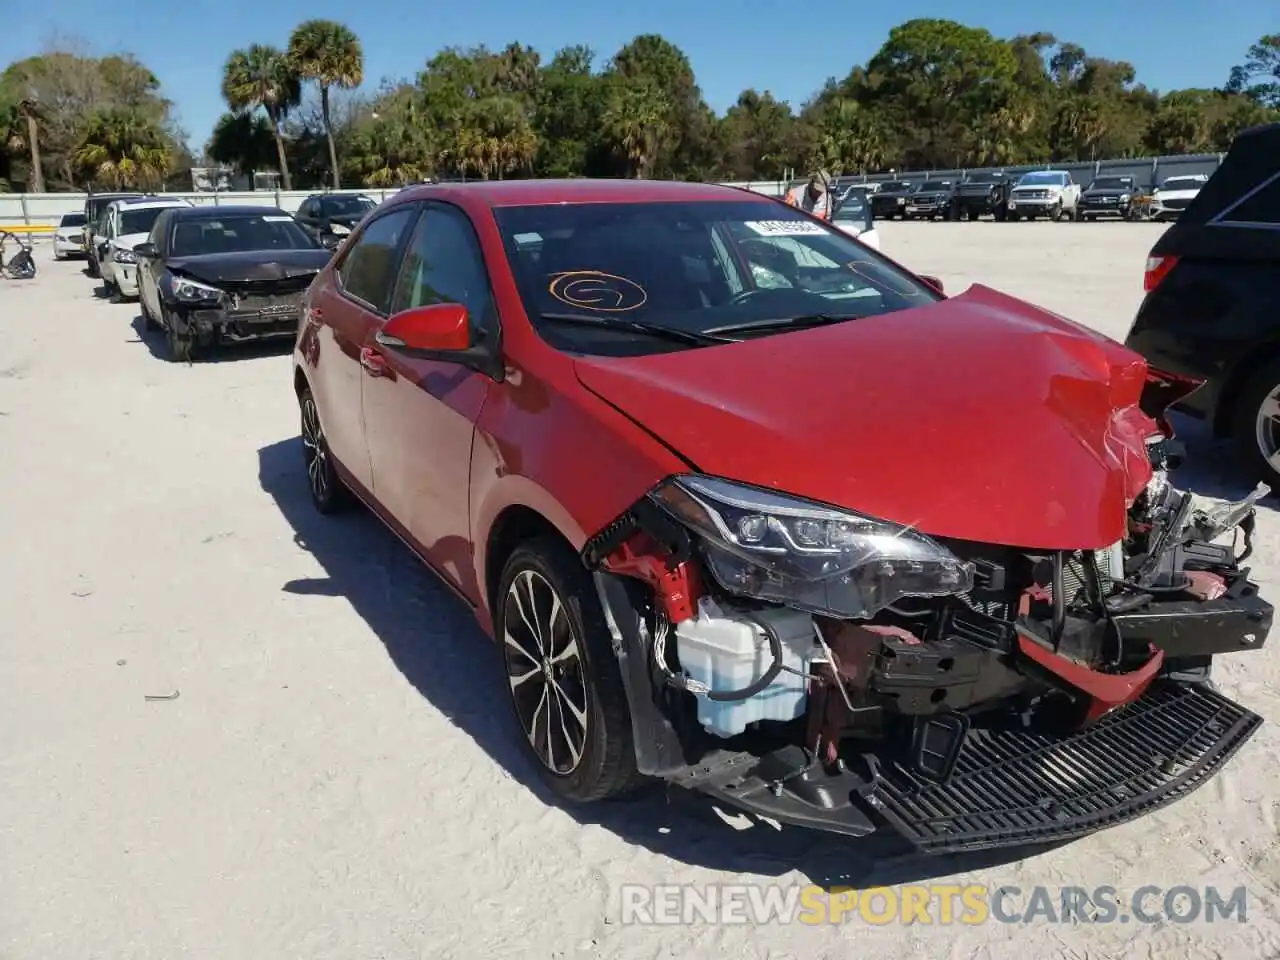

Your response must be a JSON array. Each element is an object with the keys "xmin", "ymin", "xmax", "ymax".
[
  {"xmin": 0, "ymin": 149, "xmax": 1225, "ymax": 235},
  {"xmin": 0, "ymin": 182, "xmax": 793, "ymax": 235}
]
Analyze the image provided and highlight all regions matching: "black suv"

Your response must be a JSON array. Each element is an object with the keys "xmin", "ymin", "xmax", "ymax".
[
  {"xmin": 1080, "ymin": 175, "xmax": 1140, "ymax": 220},
  {"xmin": 869, "ymin": 180, "xmax": 916, "ymax": 220},
  {"xmin": 294, "ymin": 192, "xmax": 378, "ymax": 248},
  {"xmin": 1123, "ymin": 122, "xmax": 1280, "ymax": 484},
  {"xmin": 952, "ymin": 172, "xmax": 1013, "ymax": 221},
  {"xmin": 904, "ymin": 179, "xmax": 956, "ymax": 220}
]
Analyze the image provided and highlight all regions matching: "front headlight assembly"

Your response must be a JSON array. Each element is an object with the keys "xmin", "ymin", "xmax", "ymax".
[
  {"xmin": 168, "ymin": 276, "xmax": 225, "ymax": 302},
  {"xmin": 649, "ymin": 475, "xmax": 974, "ymax": 619},
  {"xmin": 111, "ymin": 245, "xmax": 136, "ymax": 264}
]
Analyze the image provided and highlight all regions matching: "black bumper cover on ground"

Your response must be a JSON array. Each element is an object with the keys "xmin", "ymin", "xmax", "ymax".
[{"xmin": 689, "ymin": 684, "xmax": 1261, "ymax": 854}]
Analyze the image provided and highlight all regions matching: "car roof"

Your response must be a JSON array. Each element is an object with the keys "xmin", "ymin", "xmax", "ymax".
[
  {"xmin": 392, "ymin": 178, "xmax": 775, "ymax": 208},
  {"xmin": 113, "ymin": 197, "xmax": 190, "ymax": 211},
  {"xmin": 1151, "ymin": 122, "xmax": 1280, "ymax": 262},
  {"xmin": 168, "ymin": 205, "xmax": 291, "ymax": 219}
]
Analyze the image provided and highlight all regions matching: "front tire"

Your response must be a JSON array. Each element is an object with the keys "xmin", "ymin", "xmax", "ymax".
[
  {"xmin": 1231, "ymin": 357, "xmax": 1280, "ymax": 486},
  {"xmin": 497, "ymin": 537, "xmax": 643, "ymax": 803},
  {"xmin": 299, "ymin": 387, "xmax": 353, "ymax": 514}
]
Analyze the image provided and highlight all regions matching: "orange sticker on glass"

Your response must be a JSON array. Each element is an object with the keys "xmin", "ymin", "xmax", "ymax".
[{"xmin": 548, "ymin": 271, "xmax": 648, "ymax": 312}]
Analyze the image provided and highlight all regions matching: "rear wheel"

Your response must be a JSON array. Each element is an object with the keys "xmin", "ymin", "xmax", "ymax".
[
  {"xmin": 497, "ymin": 537, "xmax": 643, "ymax": 802},
  {"xmin": 1231, "ymin": 357, "xmax": 1280, "ymax": 486}
]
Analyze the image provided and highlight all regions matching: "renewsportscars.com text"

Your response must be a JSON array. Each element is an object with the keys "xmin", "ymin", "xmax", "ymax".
[{"xmin": 619, "ymin": 883, "xmax": 1249, "ymax": 926}]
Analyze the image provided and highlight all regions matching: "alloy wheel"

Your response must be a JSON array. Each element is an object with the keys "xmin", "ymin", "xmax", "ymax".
[
  {"xmin": 300, "ymin": 394, "xmax": 330, "ymax": 504},
  {"xmin": 503, "ymin": 569, "xmax": 589, "ymax": 776},
  {"xmin": 1253, "ymin": 387, "xmax": 1280, "ymax": 474}
]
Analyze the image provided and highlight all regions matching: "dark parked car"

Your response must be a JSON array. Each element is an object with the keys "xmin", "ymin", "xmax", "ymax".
[
  {"xmin": 1125, "ymin": 122, "xmax": 1280, "ymax": 485},
  {"xmin": 1080, "ymin": 175, "xmax": 1140, "ymax": 220},
  {"xmin": 132, "ymin": 205, "xmax": 331, "ymax": 362},
  {"xmin": 869, "ymin": 180, "xmax": 916, "ymax": 219},
  {"xmin": 295, "ymin": 192, "xmax": 379, "ymax": 249},
  {"xmin": 292, "ymin": 177, "xmax": 1270, "ymax": 854},
  {"xmin": 904, "ymin": 179, "xmax": 956, "ymax": 220},
  {"xmin": 84, "ymin": 191, "xmax": 145, "ymax": 278},
  {"xmin": 952, "ymin": 172, "xmax": 1013, "ymax": 221}
]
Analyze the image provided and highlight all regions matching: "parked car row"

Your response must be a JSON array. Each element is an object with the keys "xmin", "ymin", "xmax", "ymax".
[
  {"xmin": 70, "ymin": 192, "xmax": 374, "ymax": 361},
  {"xmin": 856, "ymin": 170, "xmax": 1210, "ymax": 223}
]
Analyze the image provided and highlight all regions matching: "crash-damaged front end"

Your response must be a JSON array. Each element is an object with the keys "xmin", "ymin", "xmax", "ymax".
[
  {"xmin": 580, "ymin": 391, "xmax": 1272, "ymax": 853},
  {"xmin": 161, "ymin": 252, "xmax": 331, "ymax": 350}
]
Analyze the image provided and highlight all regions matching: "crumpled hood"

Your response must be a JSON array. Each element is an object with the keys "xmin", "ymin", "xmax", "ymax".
[
  {"xmin": 573, "ymin": 284, "xmax": 1156, "ymax": 550},
  {"xmin": 166, "ymin": 249, "xmax": 331, "ymax": 285}
]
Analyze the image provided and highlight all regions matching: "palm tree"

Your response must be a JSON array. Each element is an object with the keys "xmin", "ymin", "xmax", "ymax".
[
  {"xmin": 220, "ymin": 45, "xmax": 300, "ymax": 190},
  {"xmin": 73, "ymin": 108, "xmax": 172, "ymax": 189},
  {"xmin": 602, "ymin": 81, "xmax": 668, "ymax": 178},
  {"xmin": 288, "ymin": 20, "xmax": 364, "ymax": 189}
]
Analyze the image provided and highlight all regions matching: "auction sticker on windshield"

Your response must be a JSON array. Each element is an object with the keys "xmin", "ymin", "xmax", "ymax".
[
  {"xmin": 263, "ymin": 216, "xmax": 294, "ymax": 222},
  {"xmin": 744, "ymin": 220, "xmax": 828, "ymax": 236}
]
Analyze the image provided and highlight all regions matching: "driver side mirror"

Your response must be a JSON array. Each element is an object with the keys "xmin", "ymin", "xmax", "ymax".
[
  {"xmin": 375, "ymin": 301, "xmax": 504, "ymax": 380},
  {"xmin": 920, "ymin": 275, "xmax": 945, "ymax": 294},
  {"xmin": 133, "ymin": 241, "xmax": 157, "ymax": 259}
]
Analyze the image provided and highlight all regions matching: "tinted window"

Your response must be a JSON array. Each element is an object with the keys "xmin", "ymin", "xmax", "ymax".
[
  {"xmin": 322, "ymin": 195, "xmax": 376, "ymax": 217},
  {"xmin": 60, "ymin": 213, "xmax": 86, "ymax": 227},
  {"xmin": 919, "ymin": 180, "xmax": 950, "ymax": 191},
  {"xmin": 1089, "ymin": 177, "xmax": 1133, "ymax": 190},
  {"xmin": 881, "ymin": 181, "xmax": 912, "ymax": 192},
  {"xmin": 1220, "ymin": 174, "xmax": 1280, "ymax": 226},
  {"xmin": 493, "ymin": 200, "xmax": 941, "ymax": 357},
  {"xmin": 390, "ymin": 204, "xmax": 497, "ymax": 338},
  {"xmin": 170, "ymin": 213, "xmax": 318, "ymax": 257},
  {"xmin": 119, "ymin": 207, "xmax": 169, "ymax": 236},
  {"xmin": 1018, "ymin": 172, "xmax": 1067, "ymax": 186},
  {"xmin": 338, "ymin": 207, "xmax": 418, "ymax": 312}
]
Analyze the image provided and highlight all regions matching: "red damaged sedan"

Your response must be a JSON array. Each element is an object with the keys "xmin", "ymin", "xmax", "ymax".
[{"xmin": 293, "ymin": 179, "xmax": 1271, "ymax": 853}]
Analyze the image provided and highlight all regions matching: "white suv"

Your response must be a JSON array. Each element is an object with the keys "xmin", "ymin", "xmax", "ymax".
[{"xmin": 100, "ymin": 197, "xmax": 192, "ymax": 299}]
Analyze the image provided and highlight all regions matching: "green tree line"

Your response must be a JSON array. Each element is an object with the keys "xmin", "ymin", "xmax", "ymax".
[{"xmin": 3, "ymin": 21, "xmax": 1278, "ymax": 192}]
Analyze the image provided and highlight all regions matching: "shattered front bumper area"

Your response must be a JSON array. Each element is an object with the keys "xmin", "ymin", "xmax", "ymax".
[
  {"xmin": 670, "ymin": 683, "xmax": 1262, "ymax": 853},
  {"xmin": 178, "ymin": 306, "xmax": 299, "ymax": 345},
  {"xmin": 584, "ymin": 460, "xmax": 1273, "ymax": 853}
]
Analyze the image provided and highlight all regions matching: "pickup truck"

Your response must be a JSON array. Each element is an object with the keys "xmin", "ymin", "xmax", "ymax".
[
  {"xmin": 952, "ymin": 172, "xmax": 1014, "ymax": 221},
  {"xmin": 1006, "ymin": 170, "xmax": 1083, "ymax": 221}
]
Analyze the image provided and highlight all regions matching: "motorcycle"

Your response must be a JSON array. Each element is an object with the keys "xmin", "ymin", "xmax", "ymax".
[{"xmin": 0, "ymin": 230, "xmax": 37, "ymax": 279}]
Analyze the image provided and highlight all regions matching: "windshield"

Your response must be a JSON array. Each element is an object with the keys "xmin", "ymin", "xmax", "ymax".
[
  {"xmin": 170, "ymin": 213, "xmax": 319, "ymax": 257},
  {"xmin": 1017, "ymin": 172, "xmax": 1067, "ymax": 186},
  {"xmin": 880, "ymin": 181, "xmax": 912, "ymax": 193},
  {"xmin": 119, "ymin": 207, "xmax": 170, "ymax": 236},
  {"xmin": 322, "ymin": 195, "xmax": 376, "ymax": 216},
  {"xmin": 919, "ymin": 181, "xmax": 950, "ymax": 191},
  {"xmin": 60, "ymin": 213, "xmax": 86, "ymax": 227},
  {"xmin": 1159, "ymin": 177, "xmax": 1205, "ymax": 191},
  {"xmin": 492, "ymin": 200, "xmax": 941, "ymax": 357},
  {"xmin": 964, "ymin": 173, "xmax": 1002, "ymax": 184},
  {"xmin": 1089, "ymin": 177, "xmax": 1133, "ymax": 191},
  {"xmin": 88, "ymin": 196, "xmax": 140, "ymax": 220}
]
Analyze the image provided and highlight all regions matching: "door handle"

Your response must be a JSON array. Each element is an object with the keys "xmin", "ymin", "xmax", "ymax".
[{"xmin": 360, "ymin": 346, "xmax": 389, "ymax": 377}]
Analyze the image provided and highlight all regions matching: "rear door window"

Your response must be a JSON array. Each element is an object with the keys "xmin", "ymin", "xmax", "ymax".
[{"xmin": 1218, "ymin": 174, "xmax": 1280, "ymax": 227}]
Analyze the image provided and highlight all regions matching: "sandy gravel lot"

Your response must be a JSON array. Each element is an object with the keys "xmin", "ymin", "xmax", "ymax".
[{"xmin": 3, "ymin": 220, "xmax": 1279, "ymax": 960}]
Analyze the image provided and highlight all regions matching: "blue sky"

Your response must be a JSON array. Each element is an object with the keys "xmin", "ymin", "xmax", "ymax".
[{"xmin": 1, "ymin": 0, "xmax": 1267, "ymax": 150}]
